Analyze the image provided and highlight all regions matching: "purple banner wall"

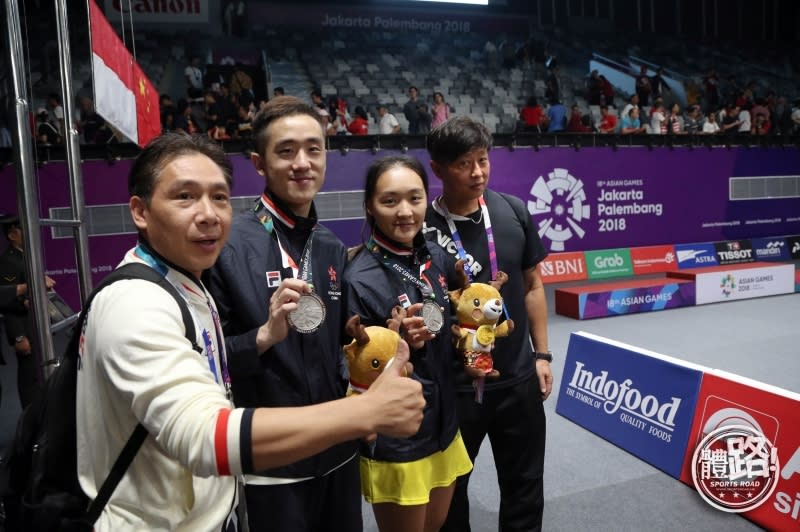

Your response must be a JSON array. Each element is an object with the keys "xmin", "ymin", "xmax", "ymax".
[{"xmin": 1, "ymin": 146, "xmax": 799, "ymax": 308}]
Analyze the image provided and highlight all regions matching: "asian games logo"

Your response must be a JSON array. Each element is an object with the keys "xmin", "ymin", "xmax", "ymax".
[
  {"xmin": 720, "ymin": 274, "xmax": 736, "ymax": 297},
  {"xmin": 691, "ymin": 421, "xmax": 780, "ymax": 513},
  {"xmin": 527, "ymin": 168, "xmax": 591, "ymax": 252}
]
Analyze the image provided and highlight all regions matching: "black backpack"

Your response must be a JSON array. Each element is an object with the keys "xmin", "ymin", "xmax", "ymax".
[{"xmin": 2, "ymin": 262, "xmax": 200, "ymax": 531}]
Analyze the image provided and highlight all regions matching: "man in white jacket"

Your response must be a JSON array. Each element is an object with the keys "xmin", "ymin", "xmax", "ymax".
[{"xmin": 75, "ymin": 132, "xmax": 424, "ymax": 531}]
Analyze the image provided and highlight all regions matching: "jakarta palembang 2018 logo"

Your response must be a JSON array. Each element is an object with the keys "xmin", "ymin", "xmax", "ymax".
[
  {"xmin": 720, "ymin": 273, "xmax": 736, "ymax": 297},
  {"xmin": 691, "ymin": 423, "xmax": 780, "ymax": 513},
  {"xmin": 527, "ymin": 168, "xmax": 591, "ymax": 252}
]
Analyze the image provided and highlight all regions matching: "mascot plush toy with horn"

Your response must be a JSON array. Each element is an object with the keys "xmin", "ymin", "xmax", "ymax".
[
  {"xmin": 449, "ymin": 259, "xmax": 514, "ymax": 381},
  {"xmin": 343, "ymin": 306, "xmax": 407, "ymax": 395}
]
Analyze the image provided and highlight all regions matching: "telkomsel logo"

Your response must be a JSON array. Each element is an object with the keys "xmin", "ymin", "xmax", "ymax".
[
  {"xmin": 528, "ymin": 168, "xmax": 591, "ymax": 252},
  {"xmin": 691, "ymin": 424, "xmax": 780, "ymax": 513}
]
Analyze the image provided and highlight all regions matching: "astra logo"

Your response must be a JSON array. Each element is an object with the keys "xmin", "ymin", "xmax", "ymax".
[
  {"xmin": 527, "ymin": 168, "xmax": 591, "ymax": 252},
  {"xmin": 677, "ymin": 249, "xmax": 714, "ymax": 263},
  {"xmin": 567, "ymin": 361, "xmax": 682, "ymax": 428}
]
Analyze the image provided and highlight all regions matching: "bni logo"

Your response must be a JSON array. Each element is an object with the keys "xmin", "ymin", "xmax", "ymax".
[{"xmin": 527, "ymin": 168, "xmax": 591, "ymax": 252}]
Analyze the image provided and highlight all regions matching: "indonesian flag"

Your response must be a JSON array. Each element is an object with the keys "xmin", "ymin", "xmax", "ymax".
[{"xmin": 89, "ymin": 0, "xmax": 160, "ymax": 147}]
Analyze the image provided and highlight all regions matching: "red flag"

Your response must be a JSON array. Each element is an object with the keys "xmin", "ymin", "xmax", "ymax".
[{"xmin": 88, "ymin": 0, "xmax": 160, "ymax": 147}]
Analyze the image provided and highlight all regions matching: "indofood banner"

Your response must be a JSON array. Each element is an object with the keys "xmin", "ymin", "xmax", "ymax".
[
  {"xmin": 556, "ymin": 331, "xmax": 705, "ymax": 478},
  {"xmin": 1, "ymin": 146, "xmax": 798, "ymax": 308}
]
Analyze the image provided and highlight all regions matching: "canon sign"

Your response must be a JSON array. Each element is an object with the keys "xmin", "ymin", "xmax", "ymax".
[{"xmin": 106, "ymin": 0, "xmax": 208, "ymax": 23}]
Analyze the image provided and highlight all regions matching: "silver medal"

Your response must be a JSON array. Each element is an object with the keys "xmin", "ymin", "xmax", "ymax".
[
  {"xmin": 421, "ymin": 300, "xmax": 444, "ymax": 334},
  {"xmin": 288, "ymin": 292, "xmax": 326, "ymax": 334}
]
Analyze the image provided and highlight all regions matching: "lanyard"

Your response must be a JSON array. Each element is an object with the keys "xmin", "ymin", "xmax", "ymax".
[
  {"xmin": 368, "ymin": 233, "xmax": 435, "ymax": 300},
  {"xmin": 434, "ymin": 195, "xmax": 498, "ymax": 281},
  {"xmin": 134, "ymin": 244, "xmax": 232, "ymax": 398},
  {"xmin": 256, "ymin": 193, "xmax": 316, "ymax": 283}
]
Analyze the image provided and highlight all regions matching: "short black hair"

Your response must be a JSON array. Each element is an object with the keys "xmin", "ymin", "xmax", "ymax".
[
  {"xmin": 427, "ymin": 116, "xmax": 492, "ymax": 165},
  {"xmin": 128, "ymin": 132, "xmax": 232, "ymax": 205},
  {"xmin": 252, "ymin": 96, "xmax": 323, "ymax": 156}
]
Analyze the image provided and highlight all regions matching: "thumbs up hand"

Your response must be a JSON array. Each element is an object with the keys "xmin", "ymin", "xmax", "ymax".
[{"xmin": 362, "ymin": 339, "xmax": 424, "ymax": 438}]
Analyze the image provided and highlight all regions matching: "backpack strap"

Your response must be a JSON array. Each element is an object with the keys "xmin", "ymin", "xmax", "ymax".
[{"xmin": 78, "ymin": 262, "xmax": 200, "ymax": 524}]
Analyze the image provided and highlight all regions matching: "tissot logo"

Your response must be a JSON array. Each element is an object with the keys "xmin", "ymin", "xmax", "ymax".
[{"xmin": 714, "ymin": 240, "xmax": 754, "ymax": 265}]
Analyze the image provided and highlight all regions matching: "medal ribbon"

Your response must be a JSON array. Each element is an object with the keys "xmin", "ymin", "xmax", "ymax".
[
  {"xmin": 434, "ymin": 195, "xmax": 498, "ymax": 282},
  {"xmin": 368, "ymin": 233, "xmax": 434, "ymax": 300},
  {"xmin": 257, "ymin": 194, "xmax": 316, "ymax": 283},
  {"xmin": 134, "ymin": 244, "xmax": 232, "ymax": 399}
]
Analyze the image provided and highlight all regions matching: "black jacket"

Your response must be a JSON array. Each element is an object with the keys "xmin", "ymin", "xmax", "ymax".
[
  {"xmin": 205, "ymin": 193, "xmax": 354, "ymax": 479},
  {"xmin": 0, "ymin": 246, "xmax": 29, "ymax": 346},
  {"xmin": 344, "ymin": 233, "xmax": 460, "ymax": 462}
]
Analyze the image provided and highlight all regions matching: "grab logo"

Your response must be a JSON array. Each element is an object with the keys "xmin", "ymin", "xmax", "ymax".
[{"xmin": 528, "ymin": 168, "xmax": 591, "ymax": 252}]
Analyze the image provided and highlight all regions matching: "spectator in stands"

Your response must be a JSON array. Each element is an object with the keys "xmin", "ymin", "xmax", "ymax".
[
  {"xmin": 273, "ymin": 87, "xmax": 285, "ymax": 98},
  {"xmin": 599, "ymin": 75, "xmax": 615, "ymax": 107},
  {"xmin": 161, "ymin": 108, "xmax": 177, "ymax": 133},
  {"xmin": 318, "ymin": 109, "xmax": 338, "ymax": 136},
  {"xmin": 751, "ymin": 112, "xmax": 771, "ymax": 135},
  {"xmin": 347, "ymin": 106, "xmax": 369, "ymax": 135},
  {"xmin": 566, "ymin": 104, "xmax": 592, "ymax": 133},
  {"xmin": 586, "ymin": 70, "xmax": 602, "ymax": 106},
  {"xmin": 77, "ymin": 95, "xmax": 108, "ymax": 144},
  {"xmin": 667, "ymin": 103, "xmax": 684, "ymax": 134},
  {"xmin": 484, "ymin": 39, "xmax": 499, "ymax": 70},
  {"xmin": 790, "ymin": 99, "xmax": 800, "ymax": 134},
  {"xmin": 174, "ymin": 98, "xmax": 200, "ymax": 135},
  {"xmin": 736, "ymin": 87, "xmax": 754, "ymax": 110},
  {"xmin": 235, "ymin": 104, "xmax": 253, "ymax": 138},
  {"xmin": 519, "ymin": 97, "xmax": 547, "ymax": 133},
  {"xmin": 722, "ymin": 74, "xmax": 741, "ymax": 107},
  {"xmin": 378, "ymin": 104, "xmax": 401, "ymax": 135},
  {"xmin": 683, "ymin": 105, "xmax": 704, "ymax": 134},
  {"xmin": 649, "ymin": 101, "xmax": 667, "ymax": 134},
  {"xmin": 545, "ymin": 66, "xmax": 560, "ymax": 104},
  {"xmin": 229, "ymin": 64, "xmax": 254, "ymax": 102},
  {"xmin": 184, "ymin": 56, "xmax": 204, "ymax": 100},
  {"xmin": 738, "ymin": 105, "xmax": 752, "ymax": 134},
  {"xmin": 702, "ymin": 110, "xmax": 721, "ymax": 134},
  {"xmin": 159, "ymin": 94, "xmax": 176, "ymax": 115},
  {"xmin": 0, "ymin": 112, "xmax": 12, "ymax": 148},
  {"xmin": 310, "ymin": 88, "xmax": 325, "ymax": 111},
  {"xmin": 417, "ymin": 104, "xmax": 432, "ymax": 135},
  {"xmin": 203, "ymin": 90, "xmax": 221, "ymax": 133},
  {"xmin": 597, "ymin": 105, "xmax": 618, "ymax": 134},
  {"xmin": 328, "ymin": 95, "xmax": 350, "ymax": 135},
  {"xmin": 650, "ymin": 67, "xmax": 670, "ymax": 101},
  {"xmin": 635, "ymin": 66, "xmax": 652, "ymax": 106},
  {"xmin": 35, "ymin": 107, "xmax": 61, "ymax": 145},
  {"xmin": 46, "ymin": 93, "xmax": 64, "ymax": 136},
  {"xmin": 546, "ymin": 100, "xmax": 567, "ymax": 132},
  {"xmin": 403, "ymin": 86, "xmax": 422, "ymax": 134},
  {"xmin": 431, "ymin": 92, "xmax": 450, "ymax": 129},
  {"xmin": 703, "ymin": 68, "xmax": 720, "ymax": 111},
  {"xmin": 750, "ymin": 98, "xmax": 769, "ymax": 126},
  {"xmin": 621, "ymin": 94, "xmax": 640, "ymax": 120},
  {"xmin": 207, "ymin": 119, "xmax": 232, "ymax": 141},
  {"xmin": 620, "ymin": 107, "xmax": 645, "ymax": 134},
  {"xmin": 772, "ymin": 96, "xmax": 791, "ymax": 135},
  {"xmin": 720, "ymin": 104, "xmax": 742, "ymax": 134}
]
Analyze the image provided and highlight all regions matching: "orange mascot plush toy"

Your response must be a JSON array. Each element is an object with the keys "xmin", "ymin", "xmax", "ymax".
[
  {"xmin": 343, "ymin": 306, "xmax": 406, "ymax": 395},
  {"xmin": 449, "ymin": 259, "xmax": 514, "ymax": 380}
]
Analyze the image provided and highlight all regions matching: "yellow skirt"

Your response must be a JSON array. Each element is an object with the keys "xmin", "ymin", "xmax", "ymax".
[{"xmin": 360, "ymin": 432, "xmax": 473, "ymax": 506}]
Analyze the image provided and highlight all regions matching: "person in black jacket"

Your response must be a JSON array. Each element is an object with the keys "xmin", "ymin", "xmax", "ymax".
[
  {"xmin": 0, "ymin": 216, "xmax": 47, "ymax": 408},
  {"xmin": 205, "ymin": 96, "xmax": 361, "ymax": 532},
  {"xmin": 344, "ymin": 155, "xmax": 472, "ymax": 532}
]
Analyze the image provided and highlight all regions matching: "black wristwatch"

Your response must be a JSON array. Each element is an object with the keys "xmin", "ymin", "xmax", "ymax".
[{"xmin": 534, "ymin": 351, "xmax": 553, "ymax": 363}]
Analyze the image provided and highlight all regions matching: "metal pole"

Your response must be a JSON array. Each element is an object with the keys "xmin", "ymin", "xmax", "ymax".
[
  {"xmin": 56, "ymin": 0, "xmax": 93, "ymax": 303},
  {"xmin": 4, "ymin": 0, "xmax": 56, "ymax": 371}
]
